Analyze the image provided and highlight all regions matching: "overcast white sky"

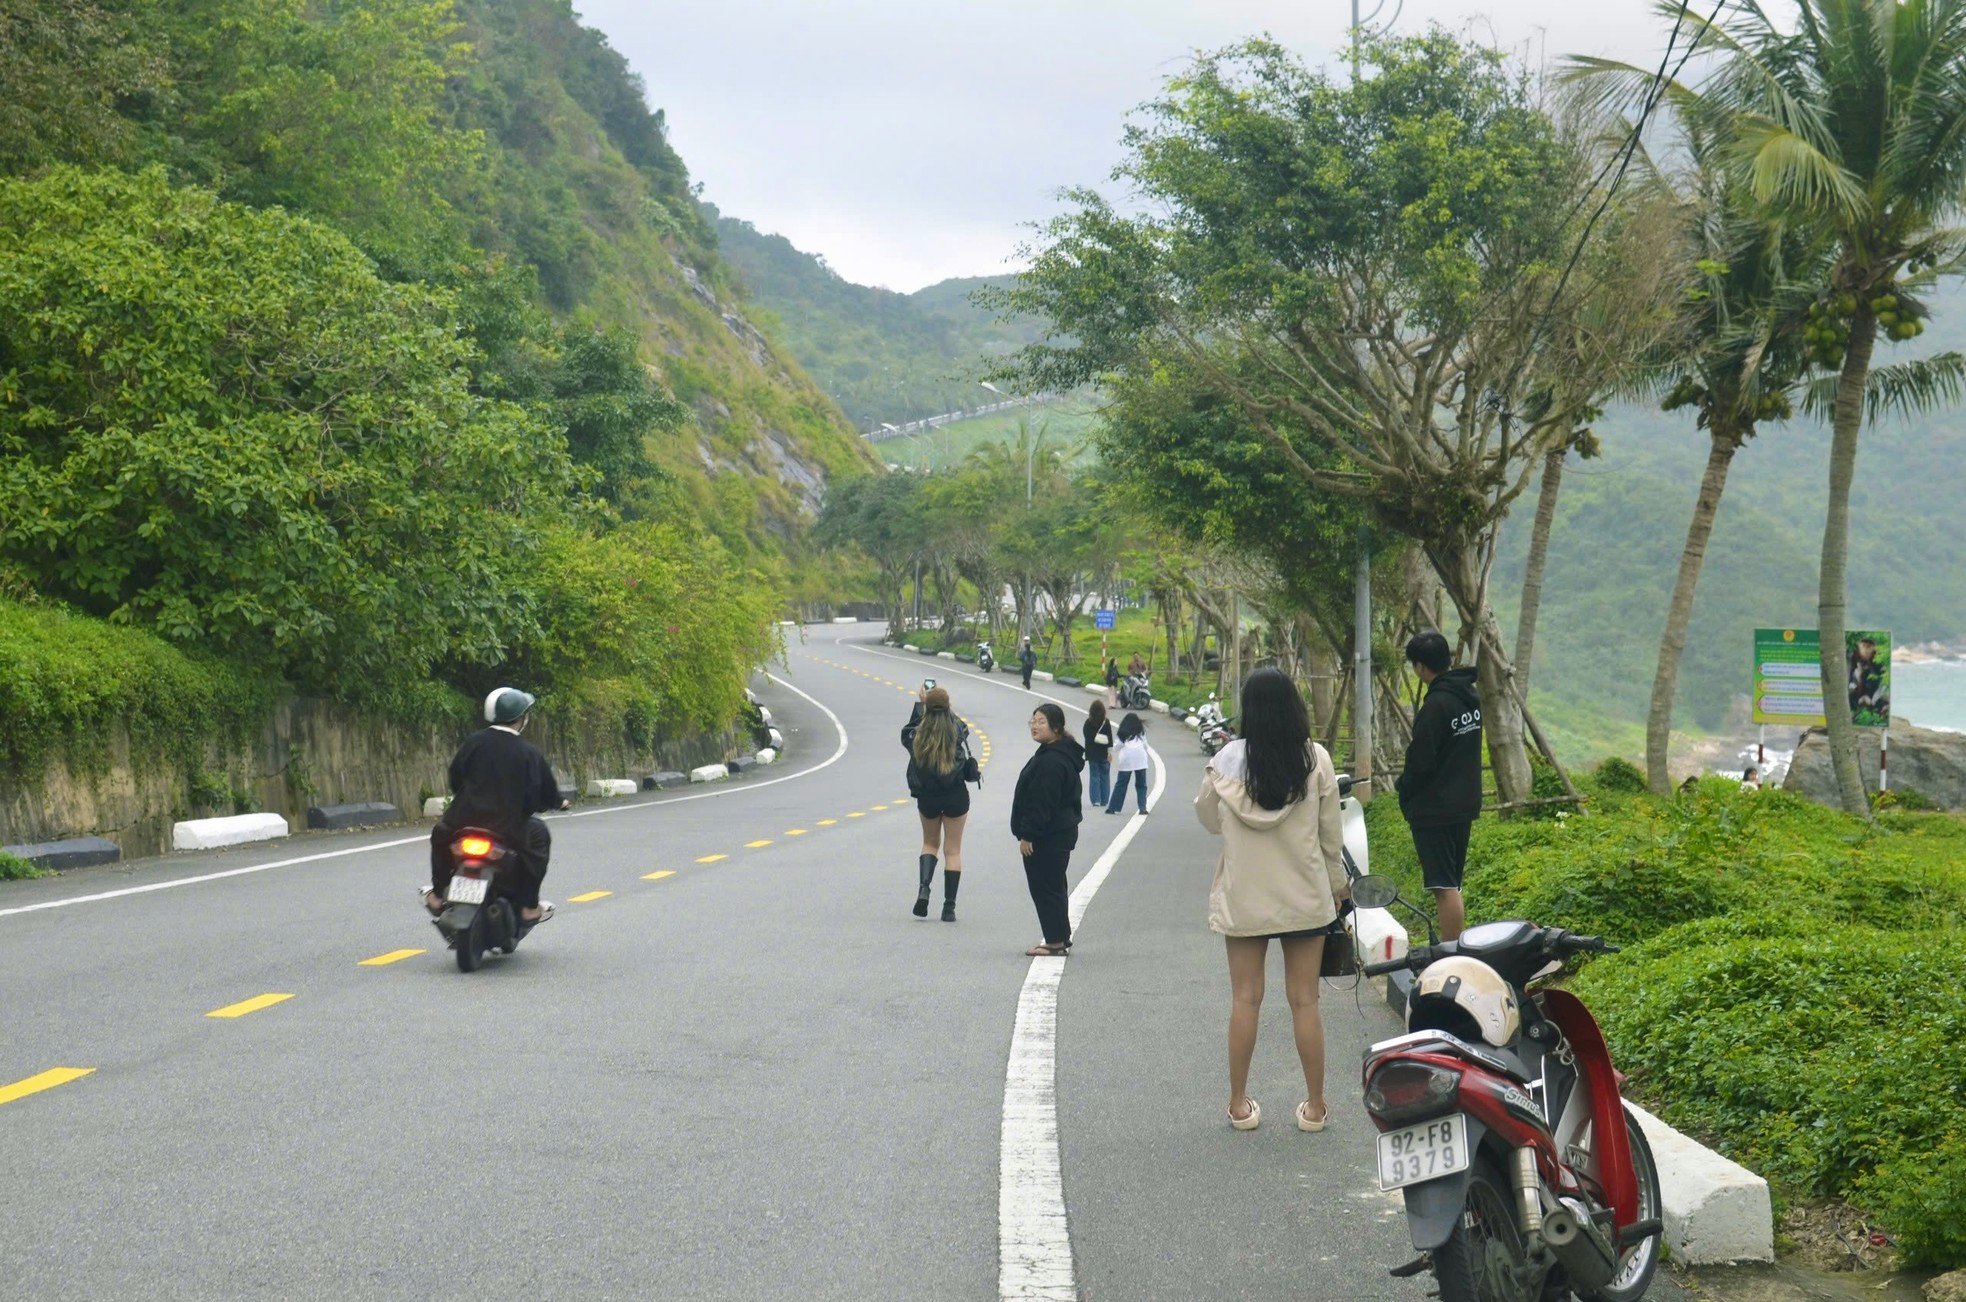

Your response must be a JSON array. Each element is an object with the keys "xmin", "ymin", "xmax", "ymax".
[{"xmin": 576, "ymin": 1, "xmax": 1677, "ymax": 292}]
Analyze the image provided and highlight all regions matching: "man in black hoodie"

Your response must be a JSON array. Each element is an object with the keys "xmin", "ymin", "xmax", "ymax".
[
  {"xmin": 1011, "ymin": 701, "xmax": 1085, "ymax": 955},
  {"xmin": 1395, "ymin": 632, "xmax": 1483, "ymax": 941}
]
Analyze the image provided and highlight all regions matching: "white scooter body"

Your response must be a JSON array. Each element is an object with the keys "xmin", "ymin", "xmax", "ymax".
[{"xmin": 1336, "ymin": 777, "xmax": 1408, "ymax": 968}]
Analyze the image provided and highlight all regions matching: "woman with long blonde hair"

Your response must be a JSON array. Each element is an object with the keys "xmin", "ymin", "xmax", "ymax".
[{"xmin": 902, "ymin": 686, "xmax": 974, "ymax": 920}]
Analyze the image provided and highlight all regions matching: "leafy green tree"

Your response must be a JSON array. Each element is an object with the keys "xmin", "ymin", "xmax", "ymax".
[
  {"xmin": 0, "ymin": 0, "xmax": 163, "ymax": 172},
  {"xmin": 0, "ymin": 167, "xmax": 588, "ymax": 698},
  {"xmin": 1000, "ymin": 34, "xmax": 1681, "ymax": 803},
  {"xmin": 151, "ymin": 0, "xmax": 482, "ymax": 278},
  {"xmin": 1688, "ymin": 0, "xmax": 1966, "ymax": 814},
  {"xmin": 813, "ymin": 473, "xmax": 926, "ymax": 630}
]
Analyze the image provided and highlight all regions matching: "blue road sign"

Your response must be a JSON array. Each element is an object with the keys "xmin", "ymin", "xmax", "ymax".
[{"xmin": 1094, "ymin": 609, "xmax": 1116, "ymax": 631}]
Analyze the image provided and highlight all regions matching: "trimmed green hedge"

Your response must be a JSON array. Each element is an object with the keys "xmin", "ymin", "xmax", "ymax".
[
  {"xmin": 0, "ymin": 597, "xmax": 277, "ymax": 779},
  {"xmin": 1361, "ymin": 770, "xmax": 1966, "ymax": 1266}
]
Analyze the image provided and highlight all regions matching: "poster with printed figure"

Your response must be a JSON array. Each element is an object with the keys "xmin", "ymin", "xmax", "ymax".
[{"xmin": 1753, "ymin": 628, "xmax": 1890, "ymax": 727}]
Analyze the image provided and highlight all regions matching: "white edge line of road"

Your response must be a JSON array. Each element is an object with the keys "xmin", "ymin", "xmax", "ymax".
[
  {"xmin": 0, "ymin": 669, "xmax": 847, "ymax": 921},
  {"xmin": 846, "ymin": 636, "xmax": 1167, "ymax": 1301}
]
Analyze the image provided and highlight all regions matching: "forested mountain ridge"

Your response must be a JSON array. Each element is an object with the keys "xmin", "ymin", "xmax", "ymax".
[
  {"xmin": 710, "ymin": 210, "xmax": 1046, "ymax": 428},
  {"xmin": 1496, "ymin": 279, "xmax": 1966, "ymax": 740}
]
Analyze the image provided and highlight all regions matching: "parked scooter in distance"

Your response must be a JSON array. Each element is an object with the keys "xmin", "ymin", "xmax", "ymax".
[
  {"xmin": 431, "ymin": 828, "xmax": 542, "ymax": 972},
  {"xmin": 1194, "ymin": 693, "xmax": 1234, "ymax": 755},
  {"xmin": 976, "ymin": 640, "xmax": 995, "ymax": 673},
  {"xmin": 1121, "ymin": 671, "xmax": 1152, "ymax": 709},
  {"xmin": 1353, "ymin": 873, "xmax": 1663, "ymax": 1301}
]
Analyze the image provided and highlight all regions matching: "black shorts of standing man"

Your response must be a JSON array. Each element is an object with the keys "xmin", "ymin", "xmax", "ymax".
[{"xmin": 1395, "ymin": 632, "xmax": 1483, "ymax": 941}]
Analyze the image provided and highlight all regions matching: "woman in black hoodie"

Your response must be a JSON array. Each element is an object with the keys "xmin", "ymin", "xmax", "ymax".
[{"xmin": 1011, "ymin": 701, "xmax": 1085, "ymax": 956}]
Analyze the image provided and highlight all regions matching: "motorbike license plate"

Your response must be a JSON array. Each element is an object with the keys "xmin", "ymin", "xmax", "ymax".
[
  {"xmin": 1377, "ymin": 1113, "xmax": 1470, "ymax": 1191},
  {"xmin": 446, "ymin": 875, "xmax": 489, "ymax": 905}
]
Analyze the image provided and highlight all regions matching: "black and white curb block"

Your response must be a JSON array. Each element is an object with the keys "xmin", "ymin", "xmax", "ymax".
[
  {"xmin": 306, "ymin": 802, "xmax": 401, "ymax": 831},
  {"xmin": 173, "ymin": 813, "xmax": 289, "ymax": 851},
  {"xmin": 587, "ymin": 779, "xmax": 637, "ymax": 798},
  {"xmin": 2, "ymin": 836, "xmax": 121, "ymax": 870},
  {"xmin": 642, "ymin": 772, "xmax": 688, "ymax": 791}
]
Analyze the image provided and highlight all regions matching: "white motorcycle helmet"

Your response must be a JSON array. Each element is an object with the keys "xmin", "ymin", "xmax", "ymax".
[{"xmin": 1409, "ymin": 956, "xmax": 1521, "ymax": 1047}]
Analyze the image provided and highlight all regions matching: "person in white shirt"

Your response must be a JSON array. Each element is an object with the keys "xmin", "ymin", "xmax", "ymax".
[{"xmin": 1104, "ymin": 712, "xmax": 1150, "ymax": 815}]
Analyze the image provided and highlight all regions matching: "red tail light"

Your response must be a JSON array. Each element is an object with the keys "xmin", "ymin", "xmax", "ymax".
[
  {"xmin": 455, "ymin": 835, "xmax": 493, "ymax": 858},
  {"xmin": 1365, "ymin": 1062, "xmax": 1461, "ymax": 1123}
]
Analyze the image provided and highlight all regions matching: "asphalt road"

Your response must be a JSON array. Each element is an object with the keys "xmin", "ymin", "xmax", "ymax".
[{"xmin": 0, "ymin": 623, "xmax": 1689, "ymax": 1300}]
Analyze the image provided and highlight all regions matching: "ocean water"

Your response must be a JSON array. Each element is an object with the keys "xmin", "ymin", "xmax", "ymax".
[{"xmin": 1894, "ymin": 659, "xmax": 1966, "ymax": 733}]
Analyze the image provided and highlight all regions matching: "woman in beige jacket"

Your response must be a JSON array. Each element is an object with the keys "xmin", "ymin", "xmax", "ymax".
[{"xmin": 1194, "ymin": 666, "xmax": 1350, "ymax": 1132}]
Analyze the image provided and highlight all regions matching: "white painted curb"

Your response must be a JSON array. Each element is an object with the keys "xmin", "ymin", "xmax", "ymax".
[
  {"xmin": 173, "ymin": 813, "xmax": 289, "ymax": 851},
  {"xmin": 767, "ymin": 727, "xmax": 784, "ymax": 749},
  {"xmin": 1349, "ymin": 907, "xmax": 1408, "ymax": 967},
  {"xmin": 756, "ymin": 705, "xmax": 774, "ymax": 724},
  {"xmin": 755, "ymin": 747, "xmax": 778, "ymax": 765},
  {"xmin": 831, "ymin": 616, "xmax": 859, "ymax": 624},
  {"xmin": 1183, "ymin": 716, "xmax": 1200, "ymax": 729},
  {"xmin": 1149, "ymin": 698, "xmax": 1170, "ymax": 714},
  {"xmin": 937, "ymin": 651, "xmax": 957, "ymax": 660},
  {"xmin": 587, "ymin": 778, "xmax": 637, "ymax": 798},
  {"xmin": 1082, "ymin": 684, "xmax": 1105, "ymax": 698},
  {"xmin": 1033, "ymin": 670, "xmax": 1055, "ymax": 682},
  {"xmin": 689, "ymin": 764, "xmax": 729, "ymax": 784},
  {"xmin": 422, "ymin": 796, "xmax": 450, "ymax": 818},
  {"xmin": 1626, "ymin": 1101, "xmax": 1773, "ymax": 1264}
]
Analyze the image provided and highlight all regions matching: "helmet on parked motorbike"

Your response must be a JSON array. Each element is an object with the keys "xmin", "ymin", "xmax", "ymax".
[
  {"xmin": 484, "ymin": 686, "xmax": 536, "ymax": 725},
  {"xmin": 1409, "ymin": 956, "xmax": 1520, "ymax": 1047}
]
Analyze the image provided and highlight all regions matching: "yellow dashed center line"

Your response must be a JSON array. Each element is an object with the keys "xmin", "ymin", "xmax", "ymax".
[
  {"xmin": 869, "ymin": 805, "xmax": 888, "ymax": 812},
  {"xmin": 846, "ymin": 811, "xmax": 866, "ymax": 819},
  {"xmin": 359, "ymin": 948, "xmax": 425, "ymax": 967},
  {"xmin": 816, "ymin": 819, "xmax": 838, "ymax": 827},
  {"xmin": 643, "ymin": 870, "xmax": 676, "ymax": 881},
  {"xmin": 697, "ymin": 853, "xmax": 728, "ymax": 864},
  {"xmin": 207, "ymin": 993, "xmax": 294, "ymax": 1019},
  {"xmin": 745, "ymin": 839, "xmax": 774, "ymax": 849},
  {"xmin": 785, "ymin": 828, "xmax": 808, "ymax": 837},
  {"xmin": 0, "ymin": 1067, "xmax": 93, "ymax": 1107},
  {"xmin": 568, "ymin": 890, "xmax": 613, "ymax": 903}
]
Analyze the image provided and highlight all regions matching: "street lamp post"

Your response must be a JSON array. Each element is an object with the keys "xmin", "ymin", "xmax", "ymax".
[{"xmin": 978, "ymin": 381, "xmax": 1030, "ymax": 506}]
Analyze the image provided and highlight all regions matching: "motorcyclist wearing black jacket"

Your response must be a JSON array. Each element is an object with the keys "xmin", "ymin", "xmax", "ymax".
[
  {"xmin": 1011, "ymin": 702, "xmax": 1084, "ymax": 956},
  {"xmin": 1395, "ymin": 633, "xmax": 1483, "ymax": 941},
  {"xmin": 424, "ymin": 687, "xmax": 566, "ymax": 924}
]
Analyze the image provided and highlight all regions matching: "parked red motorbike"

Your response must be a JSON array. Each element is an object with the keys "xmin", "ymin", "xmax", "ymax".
[{"xmin": 1352, "ymin": 874, "xmax": 1663, "ymax": 1302}]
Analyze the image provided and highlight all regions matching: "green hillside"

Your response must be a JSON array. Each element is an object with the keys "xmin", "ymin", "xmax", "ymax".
[
  {"xmin": 1496, "ymin": 280, "xmax": 1966, "ymax": 742},
  {"xmin": 709, "ymin": 210, "xmax": 1046, "ymax": 428},
  {"xmin": 0, "ymin": 0, "xmax": 870, "ymax": 753}
]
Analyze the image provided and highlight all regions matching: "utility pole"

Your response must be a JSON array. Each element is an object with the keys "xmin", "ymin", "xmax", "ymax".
[{"xmin": 1347, "ymin": 0, "xmax": 1396, "ymax": 797}]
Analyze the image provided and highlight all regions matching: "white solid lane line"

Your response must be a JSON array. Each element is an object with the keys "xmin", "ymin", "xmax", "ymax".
[
  {"xmin": 0, "ymin": 669, "xmax": 847, "ymax": 920},
  {"xmin": 851, "ymin": 634, "xmax": 1175, "ymax": 1300}
]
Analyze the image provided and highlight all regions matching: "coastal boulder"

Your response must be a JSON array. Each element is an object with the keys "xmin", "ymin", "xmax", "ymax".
[{"xmin": 1784, "ymin": 717, "xmax": 1966, "ymax": 809}]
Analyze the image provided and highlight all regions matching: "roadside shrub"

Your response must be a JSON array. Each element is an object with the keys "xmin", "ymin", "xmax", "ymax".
[
  {"xmin": 1861, "ymin": 1129, "xmax": 1966, "ymax": 1268},
  {"xmin": 0, "ymin": 851, "xmax": 47, "ymax": 881},
  {"xmin": 0, "ymin": 597, "xmax": 276, "ymax": 779},
  {"xmin": 1592, "ymin": 755, "xmax": 1647, "ymax": 794},
  {"xmin": 1576, "ymin": 929, "xmax": 1966, "ymax": 1215}
]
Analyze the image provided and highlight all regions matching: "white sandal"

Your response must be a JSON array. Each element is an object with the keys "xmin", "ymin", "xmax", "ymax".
[
  {"xmin": 1229, "ymin": 1097, "xmax": 1261, "ymax": 1131},
  {"xmin": 1296, "ymin": 1101, "xmax": 1329, "ymax": 1132}
]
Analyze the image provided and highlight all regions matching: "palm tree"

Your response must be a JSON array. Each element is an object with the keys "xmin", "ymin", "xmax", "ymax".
[{"xmin": 1697, "ymin": 0, "xmax": 1966, "ymax": 814}]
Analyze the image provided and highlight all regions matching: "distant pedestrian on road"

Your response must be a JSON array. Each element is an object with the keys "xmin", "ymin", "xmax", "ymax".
[
  {"xmin": 1105, "ymin": 657, "xmax": 1121, "ymax": 707},
  {"xmin": 1019, "ymin": 638, "xmax": 1038, "ymax": 690},
  {"xmin": 1195, "ymin": 667, "xmax": 1351, "ymax": 1132},
  {"xmin": 1082, "ymin": 700, "xmax": 1115, "ymax": 808},
  {"xmin": 1011, "ymin": 702, "xmax": 1084, "ymax": 956},
  {"xmin": 903, "ymin": 687, "xmax": 975, "ymax": 921},
  {"xmin": 1396, "ymin": 631, "xmax": 1483, "ymax": 943},
  {"xmin": 1740, "ymin": 765, "xmax": 1762, "ymax": 792},
  {"xmin": 1104, "ymin": 712, "xmax": 1150, "ymax": 814}
]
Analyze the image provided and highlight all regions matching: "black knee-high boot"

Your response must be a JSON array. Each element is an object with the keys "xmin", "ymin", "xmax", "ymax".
[
  {"xmin": 941, "ymin": 870, "xmax": 960, "ymax": 922},
  {"xmin": 914, "ymin": 853, "xmax": 936, "ymax": 917}
]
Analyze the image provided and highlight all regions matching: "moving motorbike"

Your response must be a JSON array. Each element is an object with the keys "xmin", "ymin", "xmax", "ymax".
[
  {"xmin": 1194, "ymin": 694, "xmax": 1233, "ymax": 755},
  {"xmin": 977, "ymin": 640, "xmax": 995, "ymax": 672},
  {"xmin": 1353, "ymin": 874, "xmax": 1662, "ymax": 1302},
  {"xmin": 431, "ymin": 828, "xmax": 542, "ymax": 973}
]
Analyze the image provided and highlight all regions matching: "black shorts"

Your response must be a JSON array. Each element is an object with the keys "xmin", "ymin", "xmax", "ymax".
[
  {"xmin": 916, "ymin": 787, "xmax": 971, "ymax": 820},
  {"xmin": 1410, "ymin": 822, "xmax": 1472, "ymax": 891}
]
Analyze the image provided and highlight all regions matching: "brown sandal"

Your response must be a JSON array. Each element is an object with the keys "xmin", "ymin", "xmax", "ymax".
[{"xmin": 1024, "ymin": 942, "xmax": 1071, "ymax": 957}]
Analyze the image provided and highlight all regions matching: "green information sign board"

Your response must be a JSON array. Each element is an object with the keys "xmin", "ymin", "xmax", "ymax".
[{"xmin": 1753, "ymin": 627, "xmax": 1891, "ymax": 726}]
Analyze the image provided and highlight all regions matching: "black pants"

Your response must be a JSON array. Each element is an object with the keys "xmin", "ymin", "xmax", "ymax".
[
  {"xmin": 1021, "ymin": 668, "xmax": 1033, "ymax": 689},
  {"xmin": 431, "ymin": 816, "xmax": 551, "ymax": 907},
  {"xmin": 1022, "ymin": 835, "xmax": 1075, "ymax": 945}
]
